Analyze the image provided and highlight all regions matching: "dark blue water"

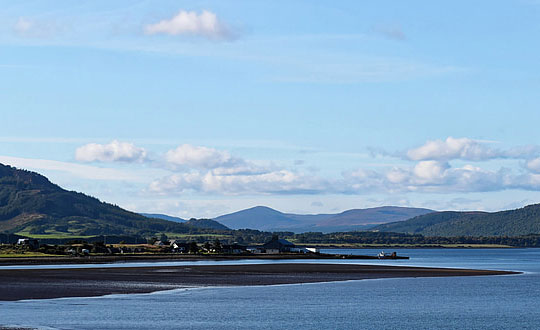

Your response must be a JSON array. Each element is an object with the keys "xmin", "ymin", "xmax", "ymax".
[{"xmin": 1, "ymin": 249, "xmax": 539, "ymax": 329}]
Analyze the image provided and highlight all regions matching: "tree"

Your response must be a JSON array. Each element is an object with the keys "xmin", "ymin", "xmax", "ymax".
[
  {"xmin": 213, "ymin": 238, "xmax": 222, "ymax": 253},
  {"xmin": 188, "ymin": 241, "xmax": 199, "ymax": 254},
  {"xmin": 159, "ymin": 233, "xmax": 169, "ymax": 243},
  {"xmin": 203, "ymin": 242, "xmax": 211, "ymax": 252}
]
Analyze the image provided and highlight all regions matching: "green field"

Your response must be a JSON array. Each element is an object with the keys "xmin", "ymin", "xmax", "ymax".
[{"xmin": 15, "ymin": 231, "xmax": 96, "ymax": 239}]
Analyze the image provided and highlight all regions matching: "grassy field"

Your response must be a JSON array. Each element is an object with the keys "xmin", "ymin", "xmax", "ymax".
[{"xmin": 15, "ymin": 231, "xmax": 96, "ymax": 239}]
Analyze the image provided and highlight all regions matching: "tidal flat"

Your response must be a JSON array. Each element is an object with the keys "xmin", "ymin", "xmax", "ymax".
[{"xmin": 0, "ymin": 263, "xmax": 517, "ymax": 301}]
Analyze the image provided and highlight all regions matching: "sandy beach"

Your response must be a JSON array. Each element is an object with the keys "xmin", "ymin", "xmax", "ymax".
[{"xmin": 0, "ymin": 263, "xmax": 518, "ymax": 301}]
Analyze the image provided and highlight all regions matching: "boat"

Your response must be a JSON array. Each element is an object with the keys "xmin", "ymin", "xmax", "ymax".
[{"xmin": 378, "ymin": 251, "xmax": 399, "ymax": 259}]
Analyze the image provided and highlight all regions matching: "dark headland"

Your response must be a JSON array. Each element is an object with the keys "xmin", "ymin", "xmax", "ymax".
[{"xmin": 0, "ymin": 263, "xmax": 518, "ymax": 301}]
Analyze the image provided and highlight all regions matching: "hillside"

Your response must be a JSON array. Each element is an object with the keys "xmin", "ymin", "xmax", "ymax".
[
  {"xmin": 374, "ymin": 204, "xmax": 540, "ymax": 236},
  {"xmin": 140, "ymin": 213, "xmax": 186, "ymax": 223},
  {"xmin": 215, "ymin": 205, "xmax": 433, "ymax": 233},
  {"xmin": 184, "ymin": 218, "xmax": 230, "ymax": 230},
  {"xmin": 0, "ymin": 163, "xmax": 206, "ymax": 237}
]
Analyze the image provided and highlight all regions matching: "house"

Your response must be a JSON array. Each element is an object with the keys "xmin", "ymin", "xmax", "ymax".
[
  {"xmin": 262, "ymin": 236, "xmax": 296, "ymax": 253},
  {"xmin": 246, "ymin": 247, "xmax": 264, "ymax": 254},
  {"xmin": 17, "ymin": 238, "xmax": 40, "ymax": 250},
  {"xmin": 305, "ymin": 247, "xmax": 320, "ymax": 253},
  {"xmin": 169, "ymin": 240, "xmax": 190, "ymax": 253}
]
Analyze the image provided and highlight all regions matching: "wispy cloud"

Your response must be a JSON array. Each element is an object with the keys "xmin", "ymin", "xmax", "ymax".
[
  {"xmin": 144, "ymin": 10, "xmax": 236, "ymax": 41},
  {"xmin": 373, "ymin": 23, "xmax": 406, "ymax": 41},
  {"xmin": 270, "ymin": 56, "xmax": 465, "ymax": 84},
  {"xmin": 13, "ymin": 17, "xmax": 59, "ymax": 38},
  {"xmin": 0, "ymin": 155, "xmax": 140, "ymax": 181}
]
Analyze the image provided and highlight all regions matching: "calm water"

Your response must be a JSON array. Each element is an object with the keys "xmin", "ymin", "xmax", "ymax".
[{"xmin": 1, "ymin": 249, "xmax": 539, "ymax": 329}]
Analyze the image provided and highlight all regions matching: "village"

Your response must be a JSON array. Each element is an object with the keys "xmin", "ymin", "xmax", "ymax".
[{"xmin": 5, "ymin": 235, "xmax": 321, "ymax": 257}]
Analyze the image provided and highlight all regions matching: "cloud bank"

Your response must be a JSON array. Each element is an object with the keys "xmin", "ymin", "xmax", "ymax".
[{"xmin": 69, "ymin": 137, "xmax": 540, "ymax": 196}]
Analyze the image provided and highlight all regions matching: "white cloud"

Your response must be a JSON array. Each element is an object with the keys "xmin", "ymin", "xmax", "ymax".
[
  {"xmin": 144, "ymin": 10, "xmax": 234, "ymax": 40},
  {"xmin": 413, "ymin": 161, "xmax": 449, "ymax": 183},
  {"xmin": 407, "ymin": 137, "xmax": 499, "ymax": 161},
  {"xmin": 165, "ymin": 144, "xmax": 241, "ymax": 169},
  {"xmin": 526, "ymin": 158, "xmax": 540, "ymax": 173},
  {"xmin": 75, "ymin": 140, "xmax": 147, "ymax": 163}
]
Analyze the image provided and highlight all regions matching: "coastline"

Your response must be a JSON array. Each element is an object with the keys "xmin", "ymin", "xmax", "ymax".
[
  {"xmin": 0, "ymin": 263, "xmax": 519, "ymax": 301},
  {"xmin": 0, "ymin": 253, "xmax": 405, "ymax": 266}
]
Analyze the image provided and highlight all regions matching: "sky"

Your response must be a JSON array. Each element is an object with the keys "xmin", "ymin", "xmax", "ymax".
[{"xmin": 2, "ymin": 0, "xmax": 540, "ymax": 218}]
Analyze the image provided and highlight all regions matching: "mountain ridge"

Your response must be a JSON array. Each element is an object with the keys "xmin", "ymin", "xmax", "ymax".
[
  {"xmin": 0, "ymin": 163, "xmax": 213, "ymax": 237},
  {"xmin": 215, "ymin": 205, "xmax": 434, "ymax": 233}
]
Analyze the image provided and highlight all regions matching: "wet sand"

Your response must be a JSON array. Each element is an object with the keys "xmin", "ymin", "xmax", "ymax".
[
  {"xmin": 0, "ymin": 263, "xmax": 518, "ymax": 301},
  {"xmin": 0, "ymin": 253, "xmax": 395, "ymax": 265}
]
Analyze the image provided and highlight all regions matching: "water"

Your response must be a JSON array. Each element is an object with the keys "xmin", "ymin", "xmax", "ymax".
[{"xmin": 1, "ymin": 249, "xmax": 539, "ymax": 329}]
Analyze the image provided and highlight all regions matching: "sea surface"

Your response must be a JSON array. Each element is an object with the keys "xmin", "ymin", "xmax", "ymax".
[{"xmin": 1, "ymin": 248, "xmax": 539, "ymax": 329}]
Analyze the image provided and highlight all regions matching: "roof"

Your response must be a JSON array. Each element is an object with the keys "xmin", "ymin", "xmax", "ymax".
[{"xmin": 262, "ymin": 238, "xmax": 295, "ymax": 249}]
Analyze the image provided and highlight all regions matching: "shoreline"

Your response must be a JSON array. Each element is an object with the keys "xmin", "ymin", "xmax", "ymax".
[
  {"xmin": 0, "ymin": 253, "xmax": 406, "ymax": 266},
  {"xmin": 0, "ymin": 263, "xmax": 519, "ymax": 301}
]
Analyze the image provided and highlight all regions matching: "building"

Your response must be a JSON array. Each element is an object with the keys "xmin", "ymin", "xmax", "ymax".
[
  {"xmin": 262, "ymin": 237, "xmax": 296, "ymax": 253},
  {"xmin": 17, "ymin": 238, "xmax": 40, "ymax": 250},
  {"xmin": 169, "ymin": 240, "xmax": 190, "ymax": 253}
]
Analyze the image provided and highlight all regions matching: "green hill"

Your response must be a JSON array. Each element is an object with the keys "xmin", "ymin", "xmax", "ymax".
[
  {"xmin": 0, "ymin": 163, "xmax": 207, "ymax": 238},
  {"xmin": 374, "ymin": 204, "xmax": 540, "ymax": 236}
]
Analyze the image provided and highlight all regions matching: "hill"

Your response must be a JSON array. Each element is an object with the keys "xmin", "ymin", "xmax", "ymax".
[
  {"xmin": 0, "ymin": 163, "xmax": 209, "ymax": 238},
  {"xmin": 374, "ymin": 204, "xmax": 540, "ymax": 236},
  {"xmin": 140, "ymin": 213, "xmax": 186, "ymax": 223},
  {"xmin": 215, "ymin": 205, "xmax": 433, "ymax": 233},
  {"xmin": 184, "ymin": 218, "xmax": 230, "ymax": 230},
  {"xmin": 315, "ymin": 207, "xmax": 433, "ymax": 231},
  {"xmin": 215, "ymin": 206, "xmax": 302, "ymax": 231}
]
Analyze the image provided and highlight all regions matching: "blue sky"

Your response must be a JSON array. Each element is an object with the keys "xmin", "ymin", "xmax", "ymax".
[{"xmin": 2, "ymin": 1, "xmax": 540, "ymax": 218}]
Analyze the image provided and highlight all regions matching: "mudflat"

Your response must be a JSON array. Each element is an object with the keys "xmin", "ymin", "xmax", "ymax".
[{"xmin": 0, "ymin": 263, "xmax": 518, "ymax": 301}]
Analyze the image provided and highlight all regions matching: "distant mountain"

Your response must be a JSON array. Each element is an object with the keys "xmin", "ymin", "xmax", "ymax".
[
  {"xmin": 0, "ymin": 163, "xmax": 206, "ymax": 237},
  {"xmin": 215, "ymin": 205, "xmax": 434, "ymax": 233},
  {"xmin": 215, "ymin": 206, "xmax": 302, "ymax": 231},
  {"xmin": 316, "ymin": 206, "xmax": 434, "ymax": 228},
  {"xmin": 141, "ymin": 213, "xmax": 228, "ymax": 230},
  {"xmin": 184, "ymin": 218, "xmax": 229, "ymax": 230},
  {"xmin": 374, "ymin": 204, "xmax": 540, "ymax": 236},
  {"xmin": 140, "ymin": 213, "xmax": 186, "ymax": 223}
]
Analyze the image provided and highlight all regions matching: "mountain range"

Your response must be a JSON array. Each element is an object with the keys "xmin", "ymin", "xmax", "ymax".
[
  {"xmin": 214, "ymin": 205, "xmax": 434, "ymax": 233},
  {"xmin": 3, "ymin": 162, "xmax": 540, "ymax": 238}
]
